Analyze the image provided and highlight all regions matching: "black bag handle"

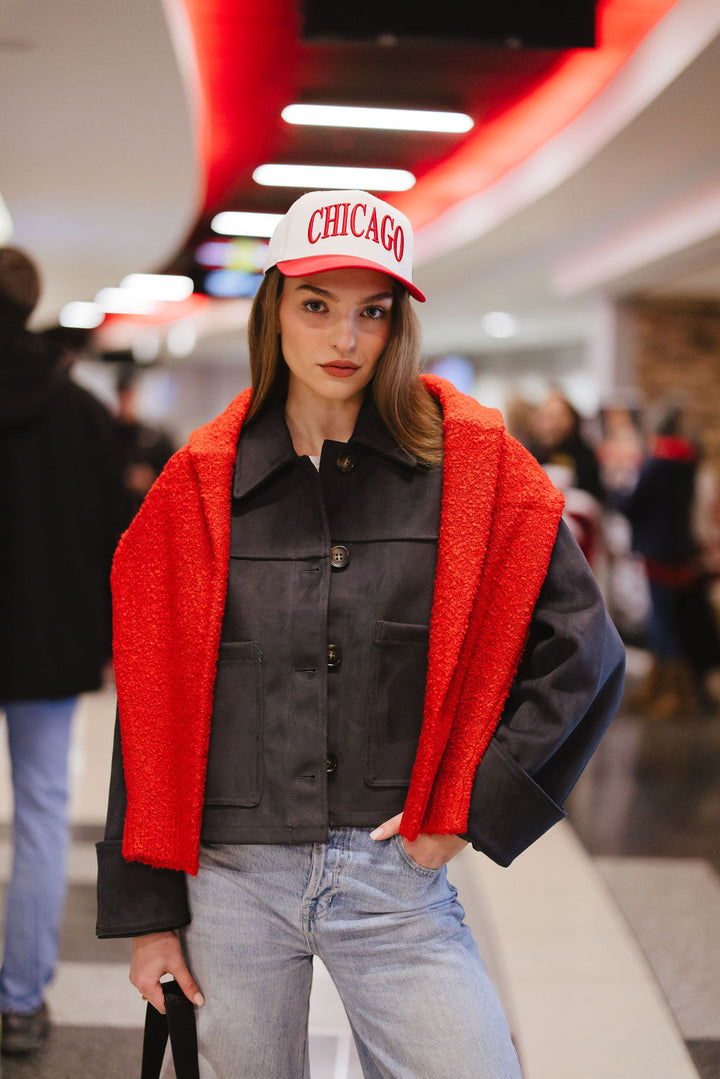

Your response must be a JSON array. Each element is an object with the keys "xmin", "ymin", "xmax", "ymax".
[{"xmin": 141, "ymin": 980, "xmax": 200, "ymax": 1079}]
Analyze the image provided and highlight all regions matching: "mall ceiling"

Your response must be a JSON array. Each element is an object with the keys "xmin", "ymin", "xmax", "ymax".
[{"xmin": 2, "ymin": 0, "xmax": 720, "ymax": 357}]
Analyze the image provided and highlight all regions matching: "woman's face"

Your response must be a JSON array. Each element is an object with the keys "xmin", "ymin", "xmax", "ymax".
[
  {"xmin": 536, "ymin": 393, "xmax": 575, "ymax": 448},
  {"xmin": 277, "ymin": 267, "xmax": 394, "ymax": 409}
]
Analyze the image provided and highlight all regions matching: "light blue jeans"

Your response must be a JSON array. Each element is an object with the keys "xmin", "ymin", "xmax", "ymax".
[
  {"xmin": 0, "ymin": 697, "xmax": 76, "ymax": 1014},
  {"xmin": 183, "ymin": 828, "xmax": 522, "ymax": 1079}
]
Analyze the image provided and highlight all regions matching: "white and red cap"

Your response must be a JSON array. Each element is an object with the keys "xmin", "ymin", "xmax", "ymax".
[{"xmin": 264, "ymin": 189, "xmax": 426, "ymax": 302}]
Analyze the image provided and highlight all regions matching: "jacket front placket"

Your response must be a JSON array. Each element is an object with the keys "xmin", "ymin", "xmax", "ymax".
[
  {"xmin": 208, "ymin": 410, "xmax": 333, "ymax": 840},
  {"xmin": 205, "ymin": 400, "xmax": 442, "ymax": 842}
]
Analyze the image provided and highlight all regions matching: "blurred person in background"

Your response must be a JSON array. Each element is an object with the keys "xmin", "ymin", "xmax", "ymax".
[
  {"xmin": 532, "ymin": 388, "xmax": 605, "ymax": 569},
  {"xmin": 685, "ymin": 423, "xmax": 720, "ymax": 708},
  {"xmin": 693, "ymin": 445, "xmax": 720, "ymax": 617},
  {"xmin": 502, "ymin": 390, "xmax": 537, "ymax": 451},
  {"xmin": 115, "ymin": 365, "xmax": 175, "ymax": 518},
  {"xmin": 596, "ymin": 402, "xmax": 644, "ymax": 498},
  {"xmin": 533, "ymin": 388, "xmax": 605, "ymax": 501},
  {"xmin": 596, "ymin": 402, "xmax": 649, "ymax": 643},
  {"xmin": 0, "ymin": 247, "xmax": 126, "ymax": 1055},
  {"xmin": 619, "ymin": 398, "xmax": 720, "ymax": 718}
]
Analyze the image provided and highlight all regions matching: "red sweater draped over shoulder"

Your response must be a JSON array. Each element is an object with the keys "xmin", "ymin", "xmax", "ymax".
[{"xmin": 112, "ymin": 375, "xmax": 563, "ymax": 873}]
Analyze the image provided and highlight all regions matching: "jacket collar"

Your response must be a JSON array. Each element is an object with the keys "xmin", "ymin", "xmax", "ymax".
[
  {"xmin": 232, "ymin": 398, "xmax": 296, "ymax": 500},
  {"xmin": 232, "ymin": 390, "xmax": 416, "ymax": 501},
  {"xmin": 349, "ymin": 394, "xmax": 417, "ymax": 469}
]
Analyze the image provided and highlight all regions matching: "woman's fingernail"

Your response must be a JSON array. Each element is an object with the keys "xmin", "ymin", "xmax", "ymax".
[
  {"xmin": 370, "ymin": 827, "xmax": 384, "ymax": 840},
  {"xmin": 194, "ymin": 993, "xmax": 205, "ymax": 1006}
]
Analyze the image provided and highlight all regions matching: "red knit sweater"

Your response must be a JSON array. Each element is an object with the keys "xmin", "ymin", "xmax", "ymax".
[{"xmin": 112, "ymin": 375, "xmax": 563, "ymax": 873}]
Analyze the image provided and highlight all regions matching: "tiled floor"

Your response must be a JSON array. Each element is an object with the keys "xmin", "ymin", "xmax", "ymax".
[
  {"xmin": 1, "ymin": 647, "xmax": 718, "ymax": 1078},
  {"xmin": 566, "ymin": 647, "xmax": 720, "ymax": 1079}
]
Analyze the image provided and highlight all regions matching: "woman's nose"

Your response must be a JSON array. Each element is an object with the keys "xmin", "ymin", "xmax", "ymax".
[{"xmin": 331, "ymin": 316, "xmax": 357, "ymax": 353}]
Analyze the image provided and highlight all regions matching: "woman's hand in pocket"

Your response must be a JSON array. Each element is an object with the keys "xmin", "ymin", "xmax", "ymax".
[
  {"xmin": 370, "ymin": 813, "xmax": 468, "ymax": 870},
  {"xmin": 130, "ymin": 931, "xmax": 205, "ymax": 1014}
]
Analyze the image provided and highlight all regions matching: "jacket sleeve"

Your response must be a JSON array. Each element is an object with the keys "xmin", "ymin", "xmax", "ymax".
[
  {"xmin": 95, "ymin": 713, "xmax": 190, "ymax": 938},
  {"xmin": 461, "ymin": 519, "xmax": 625, "ymax": 865}
]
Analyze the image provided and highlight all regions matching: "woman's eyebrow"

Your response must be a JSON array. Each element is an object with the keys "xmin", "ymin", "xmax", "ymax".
[
  {"xmin": 295, "ymin": 284, "xmax": 393, "ymax": 304},
  {"xmin": 296, "ymin": 283, "xmax": 335, "ymax": 299}
]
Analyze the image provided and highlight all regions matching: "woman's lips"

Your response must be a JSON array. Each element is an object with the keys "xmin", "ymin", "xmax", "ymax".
[{"xmin": 319, "ymin": 362, "xmax": 360, "ymax": 378}]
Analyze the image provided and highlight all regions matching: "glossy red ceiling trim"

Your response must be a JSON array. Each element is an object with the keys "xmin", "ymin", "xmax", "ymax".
[
  {"xmin": 391, "ymin": 0, "xmax": 681, "ymax": 228},
  {"xmin": 174, "ymin": 0, "xmax": 300, "ymax": 212}
]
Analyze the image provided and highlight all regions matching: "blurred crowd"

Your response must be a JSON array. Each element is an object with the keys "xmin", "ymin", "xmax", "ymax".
[{"xmin": 506, "ymin": 385, "xmax": 720, "ymax": 720}]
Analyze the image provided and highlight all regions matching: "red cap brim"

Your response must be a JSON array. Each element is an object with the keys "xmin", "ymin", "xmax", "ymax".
[{"xmin": 276, "ymin": 254, "xmax": 426, "ymax": 302}]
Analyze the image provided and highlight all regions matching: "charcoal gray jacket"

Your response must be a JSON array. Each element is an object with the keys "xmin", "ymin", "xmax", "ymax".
[{"xmin": 96, "ymin": 397, "xmax": 624, "ymax": 938}]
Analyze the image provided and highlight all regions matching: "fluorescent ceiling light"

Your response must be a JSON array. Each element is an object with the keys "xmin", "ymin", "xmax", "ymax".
[
  {"xmin": 95, "ymin": 288, "xmax": 158, "ymax": 316},
  {"xmin": 211, "ymin": 211, "xmax": 283, "ymax": 237},
  {"xmin": 482, "ymin": 311, "xmax": 518, "ymax": 338},
  {"xmin": 282, "ymin": 104, "xmax": 473, "ymax": 134},
  {"xmin": 120, "ymin": 273, "xmax": 194, "ymax": 302},
  {"xmin": 59, "ymin": 301, "xmax": 105, "ymax": 329},
  {"xmin": 253, "ymin": 164, "xmax": 415, "ymax": 191}
]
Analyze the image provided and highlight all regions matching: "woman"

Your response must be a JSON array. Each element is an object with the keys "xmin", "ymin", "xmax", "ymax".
[{"xmin": 97, "ymin": 191, "xmax": 625, "ymax": 1078}]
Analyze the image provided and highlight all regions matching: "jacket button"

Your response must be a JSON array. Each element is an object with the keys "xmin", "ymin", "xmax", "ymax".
[
  {"xmin": 336, "ymin": 451, "xmax": 355, "ymax": 472},
  {"xmin": 327, "ymin": 643, "xmax": 343, "ymax": 669},
  {"xmin": 330, "ymin": 544, "xmax": 350, "ymax": 570},
  {"xmin": 326, "ymin": 753, "xmax": 338, "ymax": 775}
]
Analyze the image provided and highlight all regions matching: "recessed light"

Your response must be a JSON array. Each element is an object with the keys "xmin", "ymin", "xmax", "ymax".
[
  {"xmin": 281, "ymin": 104, "xmax": 473, "ymax": 134},
  {"xmin": 131, "ymin": 334, "xmax": 160, "ymax": 364},
  {"xmin": 166, "ymin": 323, "xmax": 197, "ymax": 358},
  {"xmin": 482, "ymin": 311, "xmax": 518, "ymax": 338},
  {"xmin": 252, "ymin": 164, "xmax": 415, "ymax": 191}
]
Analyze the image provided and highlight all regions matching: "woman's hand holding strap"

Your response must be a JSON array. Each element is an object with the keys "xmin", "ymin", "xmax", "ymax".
[{"xmin": 131, "ymin": 931, "xmax": 205, "ymax": 1014}]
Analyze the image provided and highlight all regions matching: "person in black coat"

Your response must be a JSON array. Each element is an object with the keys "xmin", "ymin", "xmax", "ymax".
[
  {"xmin": 114, "ymin": 365, "xmax": 175, "ymax": 519},
  {"xmin": 0, "ymin": 246, "xmax": 127, "ymax": 1055},
  {"xmin": 531, "ymin": 389, "xmax": 606, "ymax": 569},
  {"xmin": 532, "ymin": 389, "xmax": 605, "ymax": 503}
]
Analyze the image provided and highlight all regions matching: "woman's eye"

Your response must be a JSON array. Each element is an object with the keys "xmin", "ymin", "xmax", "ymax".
[
  {"xmin": 303, "ymin": 300, "xmax": 326, "ymax": 313},
  {"xmin": 363, "ymin": 305, "xmax": 389, "ymax": 320}
]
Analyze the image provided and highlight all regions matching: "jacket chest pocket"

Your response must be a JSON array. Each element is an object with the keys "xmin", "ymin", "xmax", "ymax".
[
  {"xmin": 205, "ymin": 641, "xmax": 263, "ymax": 806},
  {"xmin": 364, "ymin": 621, "xmax": 429, "ymax": 787}
]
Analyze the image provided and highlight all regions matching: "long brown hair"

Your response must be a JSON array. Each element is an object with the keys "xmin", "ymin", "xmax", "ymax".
[{"xmin": 246, "ymin": 267, "xmax": 443, "ymax": 466}]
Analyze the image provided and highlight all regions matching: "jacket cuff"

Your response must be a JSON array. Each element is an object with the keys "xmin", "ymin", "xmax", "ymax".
[
  {"xmin": 95, "ymin": 840, "xmax": 190, "ymax": 938},
  {"xmin": 460, "ymin": 738, "xmax": 565, "ymax": 866}
]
